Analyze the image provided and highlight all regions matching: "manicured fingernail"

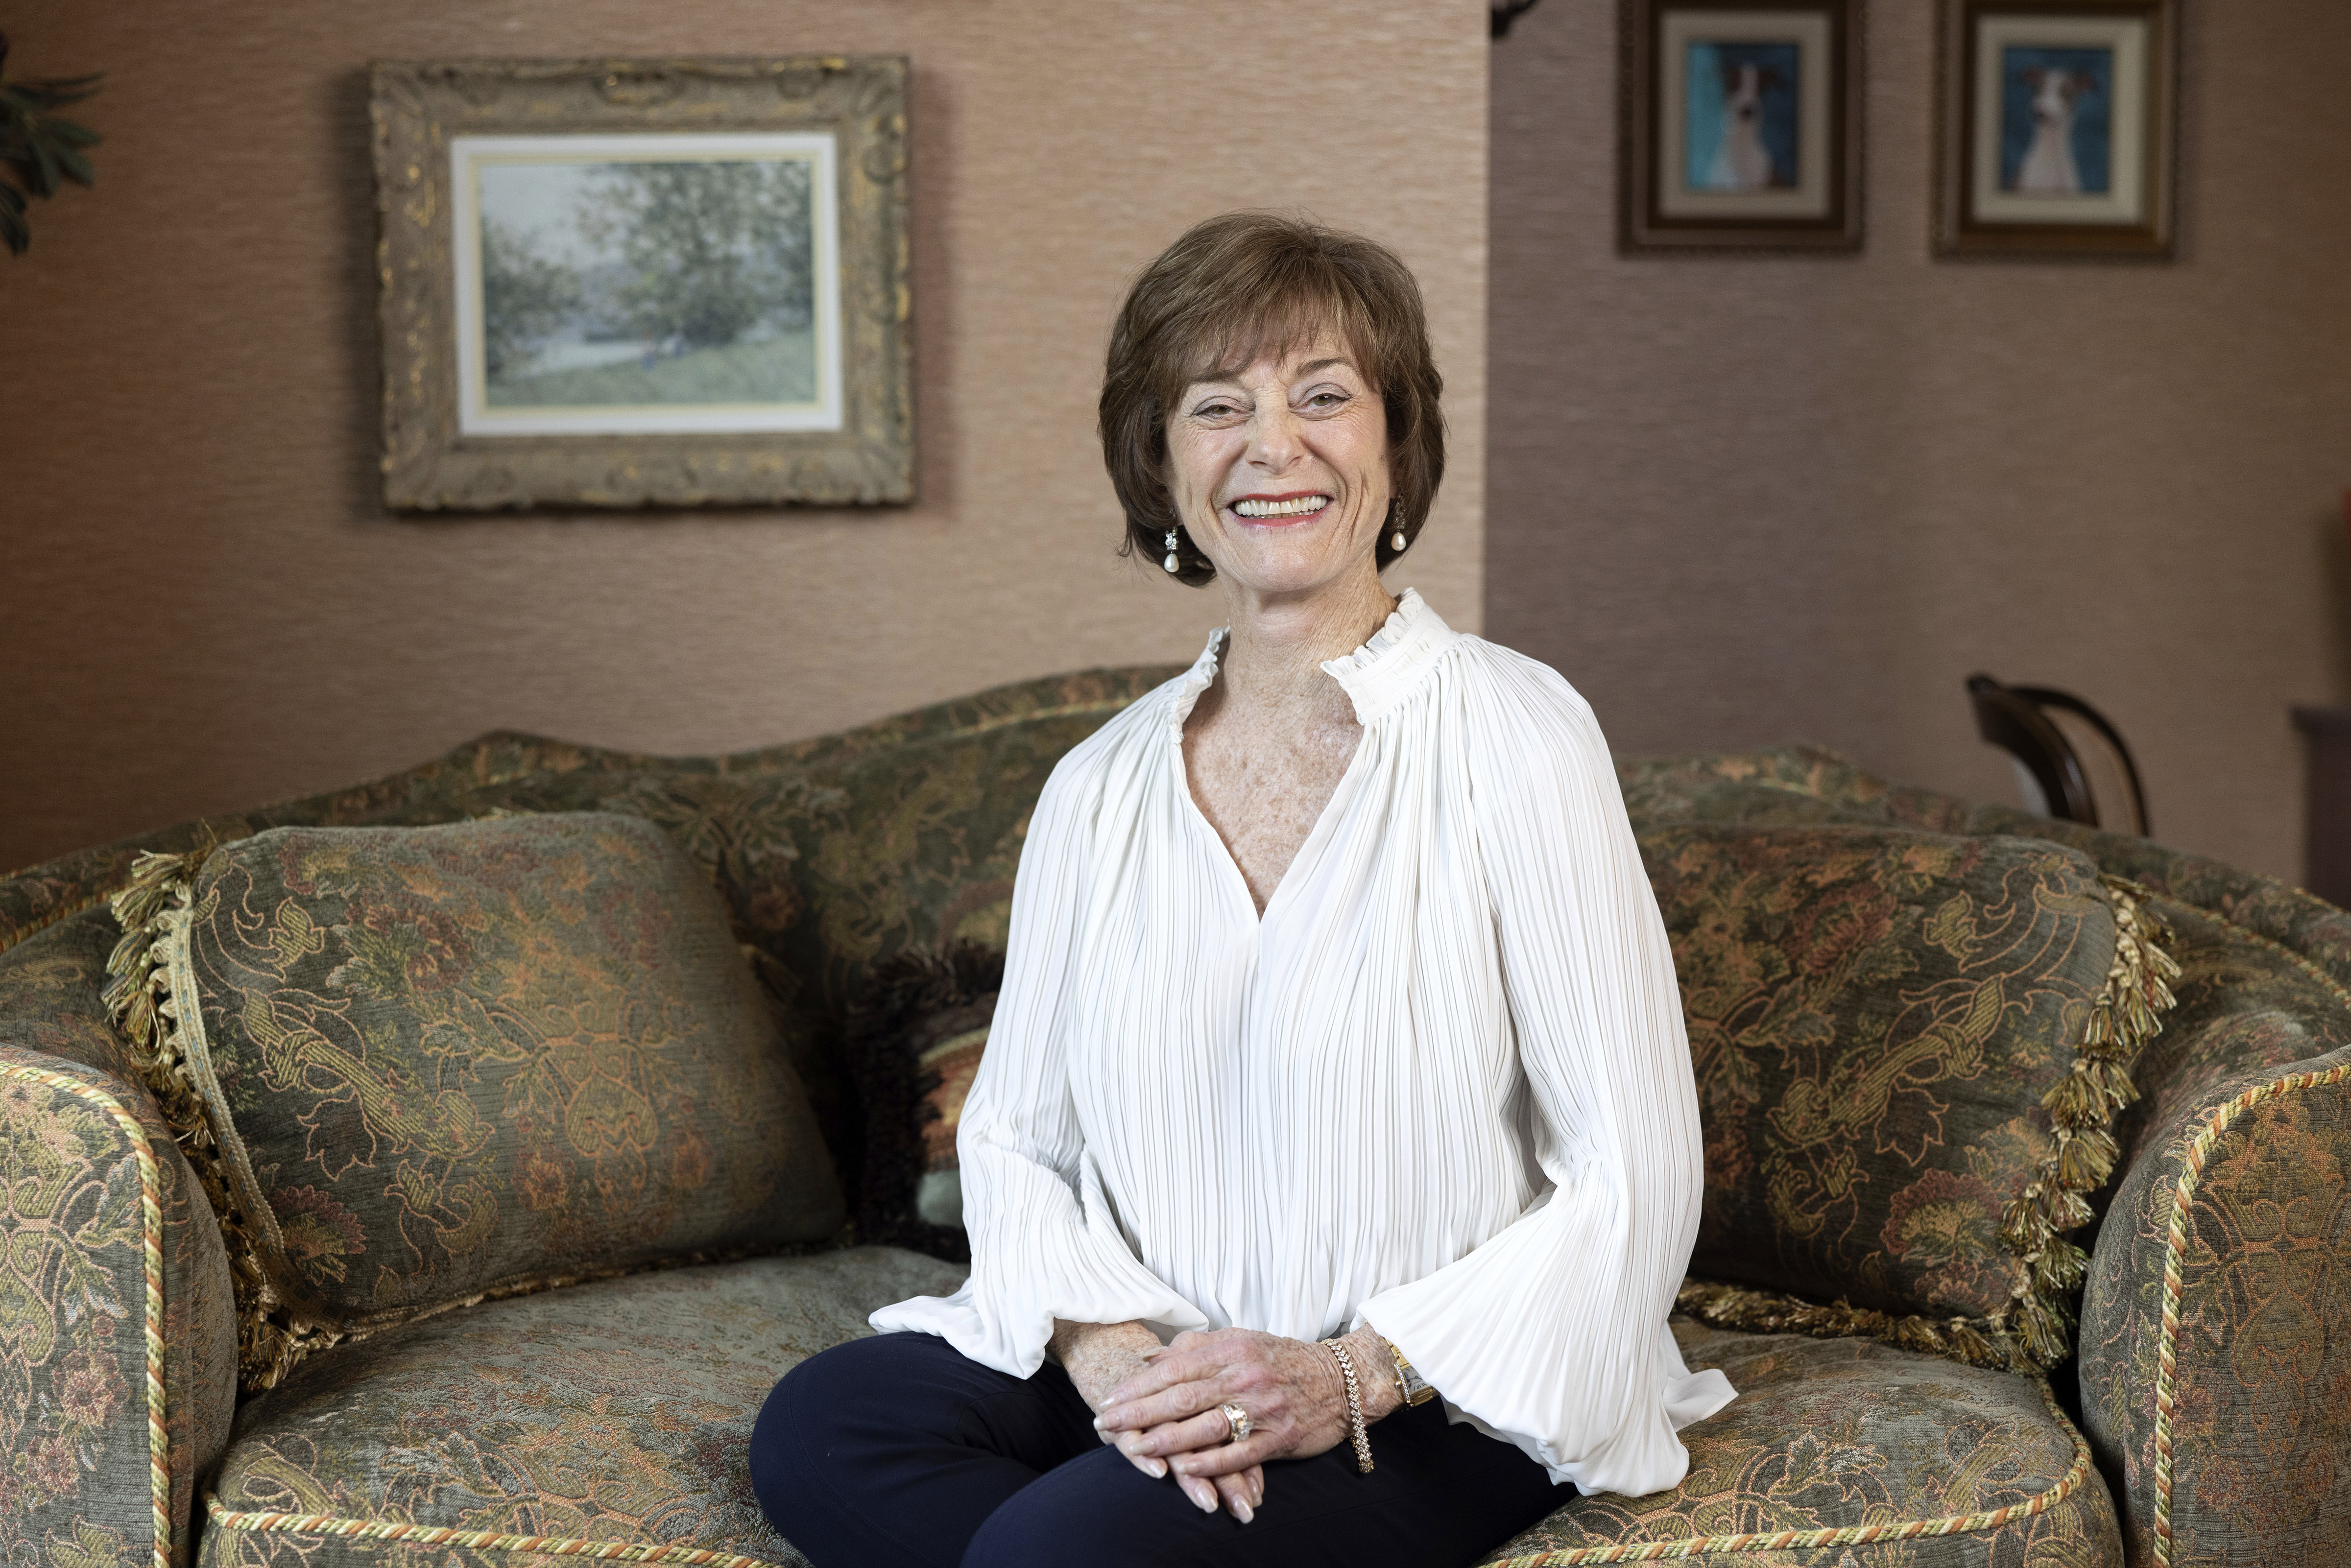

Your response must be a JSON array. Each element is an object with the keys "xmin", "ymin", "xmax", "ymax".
[
  {"xmin": 1234, "ymin": 1500, "xmax": 1254, "ymax": 1524},
  {"xmin": 1145, "ymin": 1458, "xmax": 1167, "ymax": 1478},
  {"xmin": 1193, "ymin": 1487, "xmax": 1216, "ymax": 1513}
]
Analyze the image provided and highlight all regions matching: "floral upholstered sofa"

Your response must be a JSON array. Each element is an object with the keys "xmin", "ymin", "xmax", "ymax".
[{"xmin": 2, "ymin": 666, "xmax": 2346, "ymax": 1568}]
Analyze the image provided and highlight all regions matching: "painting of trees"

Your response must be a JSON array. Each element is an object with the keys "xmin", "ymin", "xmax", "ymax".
[{"xmin": 580, "ymin": 159, "xmax": 813, "ymax": 350}]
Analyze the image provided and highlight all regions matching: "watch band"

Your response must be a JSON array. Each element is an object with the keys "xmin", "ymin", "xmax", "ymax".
[{"xmin": 1383, "ymin": 1337, "xmax": 1437, "ymax": 1406}]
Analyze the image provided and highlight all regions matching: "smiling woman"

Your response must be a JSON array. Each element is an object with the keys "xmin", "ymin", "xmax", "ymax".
[
  {"xmin": 1098, "ymin": 212, "xmax": 1446, "ymax": 587},
  {"xmin": 747, "ymin": 213, "xmax": 1736, "ymax": 1568}
]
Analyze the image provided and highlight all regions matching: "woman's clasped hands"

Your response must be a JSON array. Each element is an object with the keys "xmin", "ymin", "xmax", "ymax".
[{"xmin": 1057, "ymin": 1321, "xmax": 1401, "ymax": 1522}]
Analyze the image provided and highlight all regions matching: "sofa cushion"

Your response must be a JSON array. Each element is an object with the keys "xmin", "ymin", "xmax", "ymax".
[
  {"xmin": 197, "ymin": 1247, "xmax": 962, "ymax": 1568},
  {"xmin": 1477, "ymin": 1322, "xmax": 2121, "ymax": 1567},
  {"xmin": 842, "ymin": 942, "xmax": 1001, "ymax": 1258},
  {"xmin": 1640, "ymin": 825, "xmax": 2173, "ymax": 1362},
  {"xmin": 108, "ymin": 814, "xmax": 843, "ymax": 1392}
]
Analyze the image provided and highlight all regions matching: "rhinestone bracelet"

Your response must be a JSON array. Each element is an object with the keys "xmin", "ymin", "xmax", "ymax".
[{"xmin": 1320, "ymin": 1337, "xmax": 1373, "ymax": 1473}]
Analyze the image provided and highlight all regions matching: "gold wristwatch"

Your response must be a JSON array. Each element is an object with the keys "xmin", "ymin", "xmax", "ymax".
[{"xmin": 1383, "ymin": 1337, "xmax": 1437, "ymax": 1406}]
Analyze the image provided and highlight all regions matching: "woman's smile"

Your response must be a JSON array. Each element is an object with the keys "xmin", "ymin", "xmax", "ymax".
[{"xmin": 1227, "ymin": 491, "xmax": 1335, "ymax": 524}]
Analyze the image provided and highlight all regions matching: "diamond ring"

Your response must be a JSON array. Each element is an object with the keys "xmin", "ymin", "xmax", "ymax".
[{"xmin": 1219, "ymin": 1402, "xmax": 1251, "ymax": 1444}]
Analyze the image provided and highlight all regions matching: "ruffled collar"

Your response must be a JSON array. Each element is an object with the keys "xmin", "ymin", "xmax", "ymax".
[{"xmin": 1169, "ymin": 588, "xmax": 1461, "ymax": 739}]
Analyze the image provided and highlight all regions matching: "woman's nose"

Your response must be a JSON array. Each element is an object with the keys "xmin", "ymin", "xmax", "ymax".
[{"xmin": 1247, "ymin": 407, "xmax": 1304, "ymax": 469}]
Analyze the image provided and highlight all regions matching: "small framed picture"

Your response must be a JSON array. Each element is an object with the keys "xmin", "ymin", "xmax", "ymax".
[
  {"xmin": 1621, "ymin": 0, "xmax": 1864, "ymax": 251},
  {"xmin": 372, "ymin": 57, "xmax": 912, "ymax": 511},
  {"xmin": 1935, "ymin": 0, "xmax": 2179, "ymax": 257}
]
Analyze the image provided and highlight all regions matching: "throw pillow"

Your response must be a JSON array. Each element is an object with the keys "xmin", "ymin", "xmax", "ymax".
[
  {"xmin": 1642, "ymin": 823, "xmax": 2175, "ymax": 1368},
  {"xmin": 105, "ymin": 813, "xmax": 844, "ymax": 1390},
  {"xmin": 842, "ymin": 941, "xmax": 999, "ymax": 1262}
]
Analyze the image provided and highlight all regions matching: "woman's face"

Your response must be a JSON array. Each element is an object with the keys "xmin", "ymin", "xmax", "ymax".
[{"xmin": 1164, "ymin": 332, "xmax": 1391, "ymax": 601}]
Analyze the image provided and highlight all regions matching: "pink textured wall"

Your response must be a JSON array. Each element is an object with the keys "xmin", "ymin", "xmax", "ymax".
[
  {"xmin": 1488, "ymin": 0, "xmax": 2351, "ymax": 881},
  {"xmin": 0, "ymin": 1, "xmax": 1489, "ymax": 873}
]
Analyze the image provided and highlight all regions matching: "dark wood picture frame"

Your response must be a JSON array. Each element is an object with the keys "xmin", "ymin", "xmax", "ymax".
[
  {"xmin": 1621, "ymin": 0, "xmax": 1865, "ymax": 252},
  {"xmin": 1934, "ymin": 0, "xmax": 2179, "ymax": 258},
  {"xmin": 371, "ymin": 56, "xmax": 913, "ymax": 512}
]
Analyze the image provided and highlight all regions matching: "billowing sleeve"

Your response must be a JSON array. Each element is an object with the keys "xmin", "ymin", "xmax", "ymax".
[
  {"xmin": 1357, "ymin": 657, "xmax": 1735, "ymax": 1495},
  {"xmin": 867, "ymin": 747, "xmax": 1208, "ymax": 1374}
]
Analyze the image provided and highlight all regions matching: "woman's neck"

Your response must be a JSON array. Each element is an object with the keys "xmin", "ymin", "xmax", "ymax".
[{"xmin": 1209, "ymin": 563, "xmax": 1397, "ymax": 724}]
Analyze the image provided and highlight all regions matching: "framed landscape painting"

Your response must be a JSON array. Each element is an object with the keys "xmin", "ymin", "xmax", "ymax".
[
  {"xmin": 1935, "ymin": 0, "xmax": 2179, "ymax": 256},
  {"xmin": 1621, "ymin": 0, "xmax": 1864, "ymax": 251},
  {"xmin": 372, "ymin": 57, "xmax": 912, "ymax": 511}
]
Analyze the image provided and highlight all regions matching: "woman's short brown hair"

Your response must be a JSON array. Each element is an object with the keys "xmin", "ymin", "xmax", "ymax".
[{"xmin": 1099, "ymin": 212, "xmax": 1445, "ymax": 586}]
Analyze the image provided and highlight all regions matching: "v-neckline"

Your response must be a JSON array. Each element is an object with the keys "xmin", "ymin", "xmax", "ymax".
[
  {"xmin": 1176, "ymin": 709, "xmax": 1369, "ymax": 930},
  {"xmin": 1166, "ymin": 589, "xmax": 1454, "ymax": 929}
]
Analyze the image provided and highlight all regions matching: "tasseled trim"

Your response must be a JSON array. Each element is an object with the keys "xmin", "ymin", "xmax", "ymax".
[
  {"xmin": 100, "ymin": 839, "xmax": 332, "ymax": 1390},
  {"xmin": 1675, "ymin": 1279, "xmax": 2035, "ymax": 1375},
  {"xmin": 1680, "ymin": 876, "xmax": 2179, "ymax": 1379},
  {"xmin": 1992, "ymin": 875, "xmax": 2181, "ymax": 1368}
]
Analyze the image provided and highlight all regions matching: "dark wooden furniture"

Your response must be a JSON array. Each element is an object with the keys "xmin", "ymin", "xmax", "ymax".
[
  {"xmin": 1967, "ymin": 674, "xmax": 2150, "ymax": 834},
  {"xmin": 2292, "ymin": 706, "xmax": 2351, "ymax": 906}
]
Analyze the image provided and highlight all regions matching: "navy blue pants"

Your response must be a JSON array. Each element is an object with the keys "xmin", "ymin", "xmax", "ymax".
[{"xmin": 749, "ymin": 1331, "xmax": 1563, "ymax": 1568}]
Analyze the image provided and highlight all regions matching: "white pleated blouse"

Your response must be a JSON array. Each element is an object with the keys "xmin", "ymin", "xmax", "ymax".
[{"xmin": 871, "ymin": 589, "xmax": 1736, "ymax": 1495}]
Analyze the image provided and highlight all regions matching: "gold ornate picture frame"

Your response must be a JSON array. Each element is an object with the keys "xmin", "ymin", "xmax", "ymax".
[{"xmin": 371, "ymin": 57, "xmax": 912, "ymax": 511}]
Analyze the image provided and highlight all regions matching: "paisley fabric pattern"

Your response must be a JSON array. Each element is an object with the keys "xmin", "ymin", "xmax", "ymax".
[
  {"xmin": 1622, "ymin": 746, "xmax": 2351, "ymax": 1566},
  {"xmin": 1478, "ymin": 1321, "xmax": 2122, "ymax": 1568},
  {"xmin": 162, "ymin": 816, "xmax": 843, "ymax": 1344},
  {"xmin": 199, "ymin": 1247, "xmax": 965, "ymax": 1568},
  {"xmin": 2075, "ymin": 897, "xmax": 2351, "ymax": 1566},
  {"xmin": 0, "ymin": 909, "xmax": 239, "ymax": 1568},
  {"xmin": 0, "ymin": 669, "xmax": 1183, "ymax": 961},
  {"xmin": 1638, "ymin": 825, "xmax": 2118, "ymax": 1324},
  {"xmin": 11, "ymin": 687, "xmax": 2351, "ymax": 1565},
  {"xmin": 1616, "ymin": 744, "xmax": 2351, "ymax": 996}
]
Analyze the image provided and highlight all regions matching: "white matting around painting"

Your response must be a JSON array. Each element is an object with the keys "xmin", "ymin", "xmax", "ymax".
[
  {"xmin": 1656, "ymin": 9, "xmax": 1833, "ymax": 221},
  {"xmin": 449, "ymin": 132, "xmax": 844, "ymax": 438},
  {"xmin": 1969, "ymin": 14, "xmax": 2147, "ymax": 227}
]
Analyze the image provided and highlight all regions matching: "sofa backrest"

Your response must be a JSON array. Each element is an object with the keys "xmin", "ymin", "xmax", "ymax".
[
  {"xmin": 9, "ymin": 695, "xmax": 2344, "ymax": 1289},
  {"xmin": 1616, "ymin": 744, "xmax": 2351, "ymax": 1178},
  {"xmin": 0, "ymin": 667, "xmax": 1183, "ymax": 1207}
]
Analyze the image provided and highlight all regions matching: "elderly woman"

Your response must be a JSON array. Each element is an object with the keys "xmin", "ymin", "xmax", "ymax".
[{"xmin": 748, "ymin": 212, "xmax": 1734, "ymax": 1568}]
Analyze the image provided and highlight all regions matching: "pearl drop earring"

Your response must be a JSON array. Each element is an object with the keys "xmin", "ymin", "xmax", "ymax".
[
  {"xmin": 1163, "ymin": 529, "xmax": 1180, "ymax": 573},
  {"xmin": 1391, "ymin": 525, "xmax": 1407, "ymax": 552}
]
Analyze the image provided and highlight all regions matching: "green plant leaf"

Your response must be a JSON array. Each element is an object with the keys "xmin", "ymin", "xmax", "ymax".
[
  {"xmin": 0, "ymin": 183, "xmax": 28, "ymax": 256},
  {"xmin": 28, "ymin": 133, "xmax": 58, "ymax": 195},
  {"xmin": 16, "ymin": 74, "xmax": 103, "ymax": 110},
  {"xmin": 47, "ymin": 118, "xmax": 101, "ymax": 148},
  {"xmin": 53, "ymin": 143, "xmax": 93, "ymax": 186}
]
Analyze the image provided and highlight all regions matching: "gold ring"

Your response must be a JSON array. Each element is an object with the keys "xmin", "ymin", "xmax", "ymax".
[{"xmin": 1219, "ymin": 1402, "xmax": 1251, "ymax": 1443}]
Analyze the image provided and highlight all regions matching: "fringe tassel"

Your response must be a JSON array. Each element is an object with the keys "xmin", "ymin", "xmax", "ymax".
[
  {"xmin": 1991, "ymin": 875, "xmax": 2181, "ymax": 1368},
  {"xmin": 1675, "ymin": 1279, "xmax": 2034, "ymax": 1375},
  {"xmin": 101, "ymin": 837, "xmax": 347, "ymax": 1392}
]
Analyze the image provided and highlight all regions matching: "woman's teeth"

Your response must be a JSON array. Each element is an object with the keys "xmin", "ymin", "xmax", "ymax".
[{"xmin": 1231, "ymin": 496, "xmax": 1332, "ymax": 518}]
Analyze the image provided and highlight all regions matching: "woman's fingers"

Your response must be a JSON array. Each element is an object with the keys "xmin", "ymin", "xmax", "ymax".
[
  {"xmin": 1102, "ymin": 1327, "xmax": 1257, "ymax": 1408},
  {"xmin": 1213, "ymin": 1469, "xmax": 1254, "ymax": 1523},
  {"xmin": 1168, "ymin": 1432, "xmax": 1278, "ymax": 1480},
  {"xmin": 1113, "ymin": 1409, "xmax": 1235, "ymax": 1462},
  {"xmin": 1103, "ymin": 1351, "xmax": 1213, "ymax": 1410},
  {"xmin": 1114, "ymin": 1433, "xmax": 1168, "ymax": 1479},
  {"xmin": 1093, "ymin": 1376, "xmax": 1226, "ymax": 1435},
  {"xmin": 1177, "ymin": 1473, "xmax": 1219, "ymax": 1514}
]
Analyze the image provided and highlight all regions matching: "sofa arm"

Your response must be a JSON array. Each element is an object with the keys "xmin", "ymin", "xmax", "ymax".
[
  {"xmin": 2078, "ymin": 1041, "xmax": 2351, "ymax": 1567},
  {"xmin": 0, "ymin": 907, "xmax": 240, "ymax": 1568}
]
